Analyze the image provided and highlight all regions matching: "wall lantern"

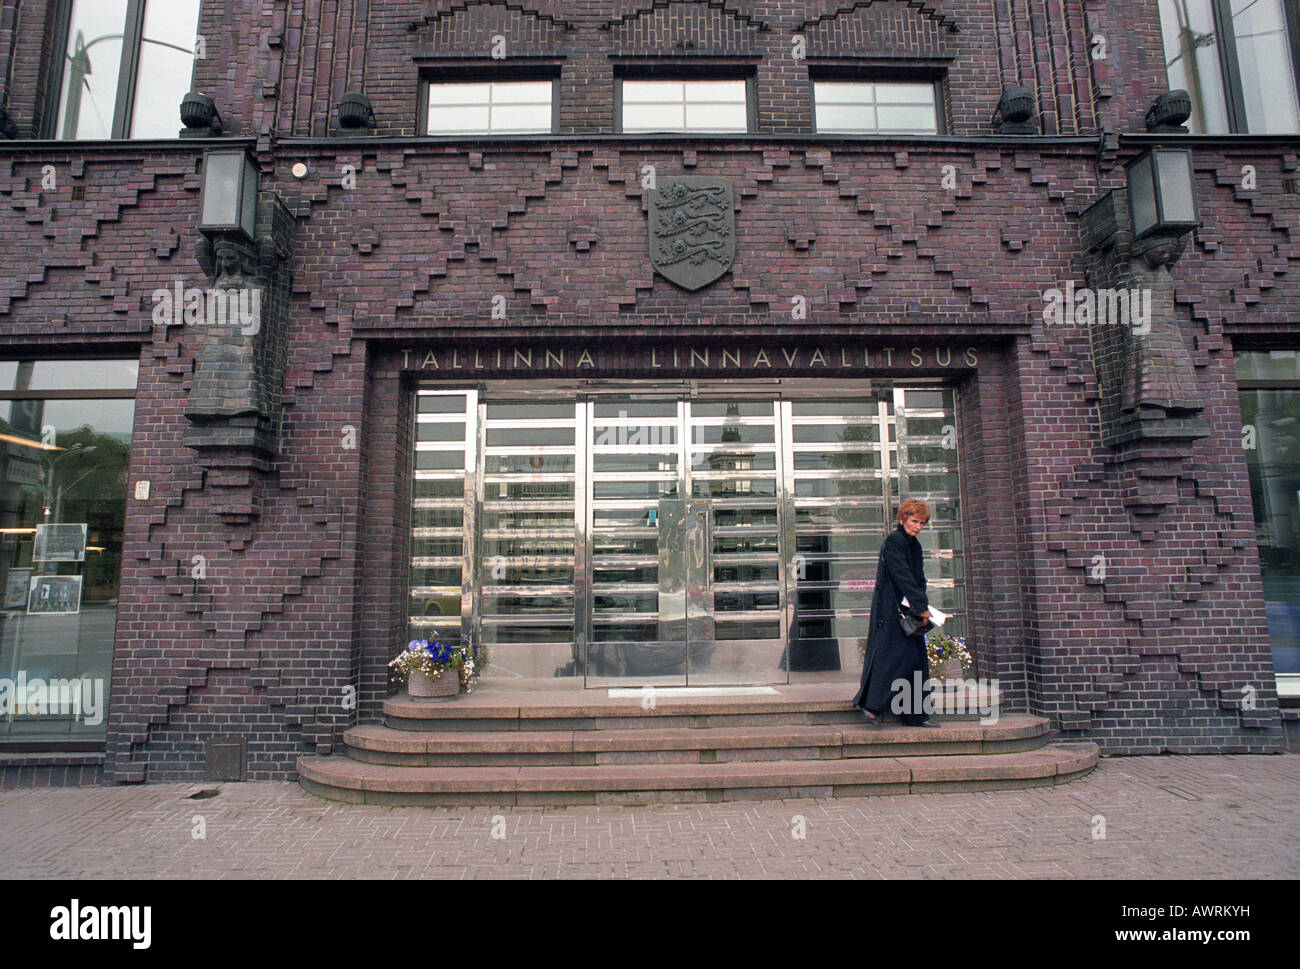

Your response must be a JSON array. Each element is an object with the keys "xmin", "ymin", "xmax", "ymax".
[
  {"xmin": 337, "ymin": 92, "xmax": 376, "ymax": 130},
  {"xmin": 180, "ymin": 91, "xmax": 224, "ymax": 136},
  {"xmin": 198, "ymin": 149, "xmax": 259, "ymax": 241},
  {"xmin": 1145, "ymin": 89, "xmax": 1191, "ymax": 133},
  {"xmin": 992, "ymin": 86, "xmax": 1036, "ymax": 134},
  {"xmin": 1126, "ymin": 148, "xmax": 1199, "ymax": 241}
]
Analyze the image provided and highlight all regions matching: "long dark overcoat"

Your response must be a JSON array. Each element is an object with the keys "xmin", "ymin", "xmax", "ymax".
[{"xmin": 853, "ymin": 524, "xmax": 932, "ymax": 720}]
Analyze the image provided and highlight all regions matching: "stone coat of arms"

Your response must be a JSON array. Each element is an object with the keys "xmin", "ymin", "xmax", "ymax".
[{"xmin": 649, "ymin": 176, "xmax": 735, "ymax": 291}]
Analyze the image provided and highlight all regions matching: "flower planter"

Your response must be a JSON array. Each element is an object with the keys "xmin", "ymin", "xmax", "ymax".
[
  {"xmin": 408, "ymin": 669, "xmax": 459, "ymax": 699},
  {"xmin": 940, "ymin": 658, "xmax": 965, "ymax": 681},
  {"xmin": 393, "ymin": 639, "xmax": 476, "ymax": 698}
]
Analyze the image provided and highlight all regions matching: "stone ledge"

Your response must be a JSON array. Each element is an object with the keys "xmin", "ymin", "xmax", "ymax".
[
  {"xmin": 383, "ymin": 681, "xmax": 1000, "ymax": 720},
  {"xmin": 348, "ymin": 715, "xmax": 1048, "ymax": 764},
  {"xmin": 383, "ymin": 684, "xmax": 1005, "ymax": 732},
  {"xmin": 297, "ymin": 741, "xmax": 1099, "ymax": 805}
]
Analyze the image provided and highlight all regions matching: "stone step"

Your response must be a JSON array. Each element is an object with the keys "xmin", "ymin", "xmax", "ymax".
[
  {"xmin": 384, "ymin": 683, "xmax": 1001, "ymax": 733},
  {"xmin": 298, "ymin": 742, "xmax": 1098, "ymax": 806},
  {"xmin": 344, "ymin": 714, "xmax": 1049, "ymax": 767}
]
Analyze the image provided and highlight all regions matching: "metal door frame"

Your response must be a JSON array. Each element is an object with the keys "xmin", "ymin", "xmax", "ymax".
[
  {"xmin": 418, "ymin": 377, "xmax": 961, "ymax": 687},
  {"xmin": 579, "ymin": 391, "xmax": 789, "ymax": 686},
  {"xmin": 579, "ymin": 392, "xmax": 691, "ymax": 686}
]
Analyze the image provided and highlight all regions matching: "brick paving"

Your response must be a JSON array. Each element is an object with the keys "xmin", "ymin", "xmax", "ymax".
[{"xmin": 1, "ymin": 754, "xmax": 1297, "ymax": 879}]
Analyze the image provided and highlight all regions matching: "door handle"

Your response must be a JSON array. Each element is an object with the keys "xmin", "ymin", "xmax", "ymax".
[{"xmin": 697, "ymin": 506, "xmax": 711, "ymax": 590}]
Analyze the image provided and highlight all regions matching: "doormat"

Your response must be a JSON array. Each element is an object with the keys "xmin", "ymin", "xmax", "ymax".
[{"xmin": 607, "ymin": 686, "xmax": 780, "ymax": 698}]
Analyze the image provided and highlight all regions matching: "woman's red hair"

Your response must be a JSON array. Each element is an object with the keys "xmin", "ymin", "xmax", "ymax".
[{"xmin": 897, "ymin": 498, "xmax": 931, "ymax": 524}]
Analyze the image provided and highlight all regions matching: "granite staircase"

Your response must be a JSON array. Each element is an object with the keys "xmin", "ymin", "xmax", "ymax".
[{"xmin": 298, "ymin": 684, "xmax": 1098, "ymax": 806}]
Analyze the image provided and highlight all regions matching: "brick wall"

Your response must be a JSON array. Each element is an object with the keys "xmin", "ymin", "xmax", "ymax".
[{"xmin": 0, "ymin": 1, "xmax": 1291, "ymax": 782}]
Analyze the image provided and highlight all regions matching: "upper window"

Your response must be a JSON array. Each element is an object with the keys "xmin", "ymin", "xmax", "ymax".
[
  {"xmin": 813, "ymin": 80, "xmax": 940, "ymax": 134},
  {"xmin": 423, "ymin": 80, "xmax": 554, "ymax": 135},
  {"xmin": 49, "ymin": 0, "xmax": 202, "ymax": 140},
  {"xmin": 1159, "ymin": 0, "xmax": 1300, "ymax": 133},
  {"xmin": 620, "ymin": 79, "xmax": 749, "ymax": 133}
]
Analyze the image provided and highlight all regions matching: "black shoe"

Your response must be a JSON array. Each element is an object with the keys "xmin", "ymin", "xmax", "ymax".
[
  {"xmin": 915, "ymin": 721, "xmax": 941, "ymax": 728},
  {"xmin": 860, "ymin": 708, "xmax": 883, "ymax": 728}
]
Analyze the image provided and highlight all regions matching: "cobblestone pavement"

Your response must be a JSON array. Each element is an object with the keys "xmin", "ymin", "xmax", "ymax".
[{"xmin": 1, "ymin": 754, "xmax": 1297, "ymax": 879}]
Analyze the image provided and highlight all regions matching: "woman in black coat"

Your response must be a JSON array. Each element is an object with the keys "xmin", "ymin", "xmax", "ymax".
[{"xmin": 853, "ymin": 498, "xmax": 936, "ymax": 727}]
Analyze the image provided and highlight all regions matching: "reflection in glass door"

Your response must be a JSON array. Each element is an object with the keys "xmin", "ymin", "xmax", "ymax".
[
  {"xmin": 786, "ymin": 390, "xmax": 964, "ymax": 671},
  {"xmin": 586, "ymin": 399, "xmax": 684, "ymax": 681},
  {"xmin": 583, "ymin": 398, "xmax": 787, "ymax": 685},
  {"xmin": 683, "ymin": 400, "xmax": 785, "ymax": 683},
  {"xmin": 409, "ymin": 390, "xmax": 475, "ymax": 651},
  {"xmin": 409, "ymin": 383, "xmax": 964, "ymax": 688}
]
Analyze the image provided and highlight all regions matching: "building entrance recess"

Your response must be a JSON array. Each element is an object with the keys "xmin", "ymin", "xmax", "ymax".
[{"xmin": 408, "ymin": 382, "xmax": 963, "ymax": 687}]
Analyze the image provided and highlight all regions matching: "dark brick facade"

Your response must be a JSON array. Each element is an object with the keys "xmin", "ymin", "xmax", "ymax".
[{"xmin": 0, "ymin": 0, "xmax": 1292, "ymax": 785}]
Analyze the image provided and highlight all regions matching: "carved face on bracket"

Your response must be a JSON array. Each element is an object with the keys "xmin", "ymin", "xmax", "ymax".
[
  {"xmin": 214, "ymin": 244, "xmax": 244, "ymax": 280},
  {"xmin": 1134, "ymin": 233, "xmax": 1188, "ymax": 271}
]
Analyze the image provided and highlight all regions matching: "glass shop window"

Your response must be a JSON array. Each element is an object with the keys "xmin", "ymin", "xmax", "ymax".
[
  {"xmin": 1236, "ymin": 350, "xmax": 1300, "ymax": 686},
  {"xmin": 0, "ymin": 359, "xmax": 138, "ymax": 740}
]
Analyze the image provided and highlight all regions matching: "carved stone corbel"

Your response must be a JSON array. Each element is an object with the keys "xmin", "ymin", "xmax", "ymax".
[
  {"xmin": 184, "ymin": 191, "xmax": 295, "ymax": 524},
  {"xmin": 1078, "ymin": 189, "xmax": 1210, "ymax": 449},
  {"xmin": 1077, "ymin": 189, "xmax": 1210, "ymax": 528}
]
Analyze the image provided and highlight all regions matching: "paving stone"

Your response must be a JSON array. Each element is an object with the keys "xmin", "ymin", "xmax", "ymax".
[{"xmin": 0, "ymin": 754, "xmax": 1295, "ymax": 878}]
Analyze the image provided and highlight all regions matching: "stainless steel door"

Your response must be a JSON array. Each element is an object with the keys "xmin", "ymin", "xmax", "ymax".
[
  {"xmin": 585, "ymin": 399, "xmax": 686, "ymax": 684},
  {"xmin": 684, "ymin": 400, "xmax": 786, "ymax": 684},
  {"xmin": 410, "ymin": 381, "xmax": 964, "ymax": 687},
  {"xmin": 684, "ymin": 498, "xmax": 716, "ymax": 673},
  {"xmin": 583, "ymin": 396, "xmax": 788, "ymax": 685}
]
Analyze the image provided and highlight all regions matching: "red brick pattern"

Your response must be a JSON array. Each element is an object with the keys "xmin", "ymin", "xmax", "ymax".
[{"xmin": 0, "ymin": 1, "xmax": 1290, "ymax": 785}]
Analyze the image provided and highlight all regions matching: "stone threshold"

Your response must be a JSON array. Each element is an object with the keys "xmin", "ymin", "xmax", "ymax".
[
  {"xmin": 298, "ymin": 743, "xmax": 1099, "ymax": 805},
  {"xmin": 384, "ymin": 680, "xmax": 1000, "ymax": 722}
]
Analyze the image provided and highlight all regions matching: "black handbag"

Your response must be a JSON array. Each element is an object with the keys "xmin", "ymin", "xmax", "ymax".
[{"xmin": 898, "ymin": 604, "xmax": 933, "ymax": 638}]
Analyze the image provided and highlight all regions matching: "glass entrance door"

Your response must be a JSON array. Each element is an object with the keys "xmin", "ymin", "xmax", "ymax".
[
  {"xmin": 681, "ymin": 400, "xmax": 785, "ymax": 684},
  {"xmin": 409, "ymin": 382, "xmax": 965, "ymax": 689},
  {"xmin": 584, "ymin": 397, "xmax": 786, "ymax": 686},
  {"xmin": 585, "ymin": 398, "xmax": 683, "ymax": 682}
]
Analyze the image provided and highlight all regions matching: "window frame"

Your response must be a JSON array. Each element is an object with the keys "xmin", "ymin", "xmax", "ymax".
[
  {"xmin": 417, "ymin": 68, "xmax": 560, "ymax": 137},
  {"xmin": 0, "ymin": 355, "xmax": 139, "ymax": 751},
  {"xmin": 1162, "ymin": 0, "xmax": 1300, "ymax": 134},
  {"xmin": 809, "ymin": 76, "xmax": 946, "ymax": 136},
  {"xmin": 1234, "ymin": 348, "xmax": 1300, "ymax": 693},
  {"xmin": 43, "ymin": 0, "xmax": 200, "ymax": 140},
  {"xmin": 614, "ymin": 67, "xmax": 757, "ymax": 134}
]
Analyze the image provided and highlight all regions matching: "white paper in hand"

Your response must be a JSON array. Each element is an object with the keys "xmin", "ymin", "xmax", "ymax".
[{"xmin": 900, "ymin": 597, "xmax": 947, "ymax": 627}]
